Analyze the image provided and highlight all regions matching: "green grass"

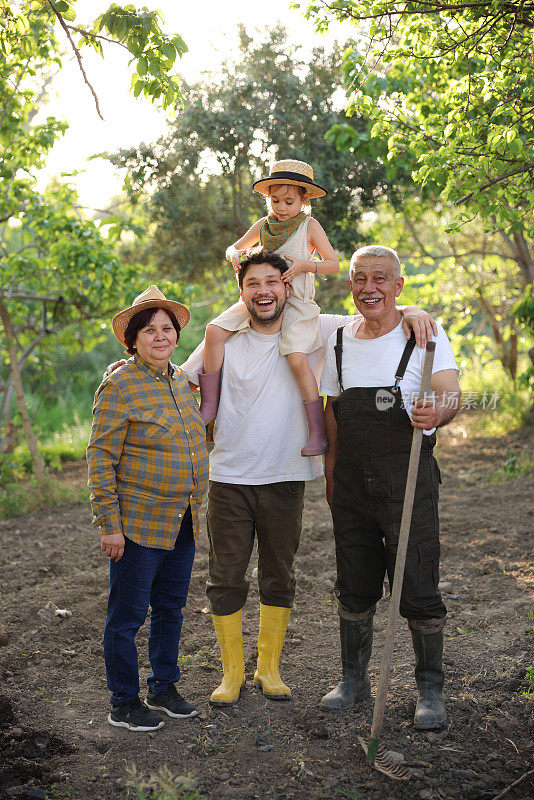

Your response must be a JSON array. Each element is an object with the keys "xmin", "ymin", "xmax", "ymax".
[
  {"xmin": 0, "ymin": 475, "xmax": 89, "ymax": 518},
  {"xmin": 459, "ymin": 358, "xmax": 532, "ymax": 437},
  {"xmin": 20, "ymin": 416, "xmax": 90, "ymax": 472},
  {"xmin": 0, "ymin": 412, "xmax": 91, "ymax": 517},
  {"xmin": 489, "ymin": 450, "xmax": 534, "ymax": 482}
]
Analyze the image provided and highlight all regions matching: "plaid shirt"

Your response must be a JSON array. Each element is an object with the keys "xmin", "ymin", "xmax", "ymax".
[{"xmin": 87, "ymin": 354, "xmax": 208, "ymax": 550}]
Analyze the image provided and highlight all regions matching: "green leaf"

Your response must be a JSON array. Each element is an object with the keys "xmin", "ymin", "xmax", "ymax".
[
  {"xmin": 137, "ymin": 56, "xmax": 148, "ymax": 76},
  {"xmin": 49, "ymin": 1, "xmax": 70, "ymax": 12},
  {"xmin": 161, "ymin": 42, "xmax": 176, "ymax": 61}
]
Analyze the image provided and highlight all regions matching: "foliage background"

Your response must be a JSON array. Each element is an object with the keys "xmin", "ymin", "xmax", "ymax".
[{"xmin": 1, "ymin": 1, "xmax": 532, "ymax": 513}]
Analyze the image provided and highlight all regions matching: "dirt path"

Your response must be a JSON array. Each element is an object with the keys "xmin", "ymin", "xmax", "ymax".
[{"xmin": 0, "ymin": 416, "xmax": 533, "ymax": 800}]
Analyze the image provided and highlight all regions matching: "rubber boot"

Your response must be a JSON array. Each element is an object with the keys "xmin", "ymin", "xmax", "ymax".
[
  {"xmin": 410, "ymin": 625, "xmax": 447, "ymax": 730},
  {"xmin": 198, "ymin": 368, "xmax": 221, "ymax": 425},
  {"xmin": 253, "ymin": 604, "xmax": 291, "ymax": 700},
  {"xmin": 301, "ymin": 398, "xmax": 327, "ymax": 457},
  {"xmin": 210, "ymin": 610, "xmax": 245, "ymax": 706},
  {"xmin": 321, "ymin": 617, "xmax": 373, "ymax": 711}
]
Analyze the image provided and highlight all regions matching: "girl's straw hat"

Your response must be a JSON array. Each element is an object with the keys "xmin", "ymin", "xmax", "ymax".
[
  {"xmin": 253, "ymin": 159, "xmax": 327, "ymax": 199},
  {"xmin": 112, "ymin": 285, "xmax": 191, "ymax": 346}
]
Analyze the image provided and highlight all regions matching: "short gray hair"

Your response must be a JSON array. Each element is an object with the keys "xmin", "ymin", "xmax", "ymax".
[{"xmin": 350, "ymin": 245, "xmax": 402, "ymax": 279}]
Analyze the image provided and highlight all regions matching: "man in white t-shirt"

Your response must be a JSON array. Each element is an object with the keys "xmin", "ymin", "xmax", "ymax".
[
  {"xmin": 181, "ymin": 249, "xmax": 436, "ymax": 709},
  {"xmin": 182, "ymin": 250, "xmax": 324, "ymax": 707},
  {"xmin": 319, "ymin": 245, "xmax": 460, "ymax": 731}
]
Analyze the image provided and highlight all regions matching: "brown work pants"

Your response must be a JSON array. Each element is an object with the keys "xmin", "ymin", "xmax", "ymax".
[{"xmin": 206, "ymin": 480, "xmax": 305, "ymax": 615}]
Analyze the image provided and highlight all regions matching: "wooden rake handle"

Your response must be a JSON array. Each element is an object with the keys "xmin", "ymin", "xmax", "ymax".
[{"xmin": 369, "ymin": 341, "xmax": 436, "ymax": 752}]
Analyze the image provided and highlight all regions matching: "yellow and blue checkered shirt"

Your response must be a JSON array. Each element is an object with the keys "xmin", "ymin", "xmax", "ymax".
[{"xmin": 87, "ymin": 354, "xmax": 208, "ymax": 550}]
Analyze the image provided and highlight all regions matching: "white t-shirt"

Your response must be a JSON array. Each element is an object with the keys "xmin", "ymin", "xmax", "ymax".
[
  {"xmin": 320, "ymin": 319, "xmax": 458, "ymax": 435},
  {"xmin": 180, "ymin": 315, "xmax": 353, "ymax": 484}
]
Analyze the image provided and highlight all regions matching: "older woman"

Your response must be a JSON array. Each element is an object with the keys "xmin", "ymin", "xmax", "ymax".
[{"xmin": 87, "ymin": 285, "xmax": 208, "ymax": 732}]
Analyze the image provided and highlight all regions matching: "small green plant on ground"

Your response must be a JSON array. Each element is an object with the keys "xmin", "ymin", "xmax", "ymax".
[
  {"xmin": 124, "ymin": 765, "xmax": 208, "ymax": 800},
  {"xmin": 489, "ymin": 450, "xmax": 534, "ymax": 482},
  {"xmin": 523, "ymin": 664, "xmax": 534, "ymax": 701},
  {"xmin": 177, "ymin": 648, "xmax": 219, "ymax": 670}
]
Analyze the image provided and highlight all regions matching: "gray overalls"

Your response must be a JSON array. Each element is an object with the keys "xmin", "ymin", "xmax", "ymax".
[{"xmin": 331, "ymin": 328, "xmax": 446, "ymax": 622}]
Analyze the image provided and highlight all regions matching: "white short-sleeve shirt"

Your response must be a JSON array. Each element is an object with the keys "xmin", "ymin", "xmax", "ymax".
[
  {"xmin": 180, "ymin": 314, "xmax": 355, "ymax": 484},
  {"xmin": 320, "ymin": 319, "xmax": 458, "ymax": 435}
]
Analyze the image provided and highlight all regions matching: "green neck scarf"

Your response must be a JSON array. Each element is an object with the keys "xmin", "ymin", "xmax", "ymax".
[{"xmin": 259, "ymin": 211, "xmax": 307, "ymax": 252}]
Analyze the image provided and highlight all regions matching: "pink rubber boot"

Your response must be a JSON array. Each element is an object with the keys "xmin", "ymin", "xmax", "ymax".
[
  {"xmin": 301, "ymin": 398, "xmax": 327, "ymax": 456},
  {"xmin": 198, "ymin": 368, "xmax": 222, "ymax": 424}
]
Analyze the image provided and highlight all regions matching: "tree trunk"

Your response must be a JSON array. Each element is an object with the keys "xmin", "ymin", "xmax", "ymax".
[
  {"xmin": 512, "ymin": 232, "xmax": 534, "ymax": 286},
  {"xmin": 505, "ymin": 333, "xmax": 518, "ymax": 381},
  {"xmin": 0, "ymin": 297, "xmax": 47, "ymax": 496},
  {"xmin": 497, "ymin": 226, "xmax": 534, "ymax": 286},
  {"xmin": 475, "ymin": 288, "xmax": 519, "ymax": 380},
  {"xmin": 0, "ymin": 376, "xmax": 18, "ymax": 454}
]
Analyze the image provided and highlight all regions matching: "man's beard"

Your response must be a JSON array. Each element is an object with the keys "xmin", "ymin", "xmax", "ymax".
[{"xmin": 245, "ymin": 296, "xmax": 286, "ymax": 327}]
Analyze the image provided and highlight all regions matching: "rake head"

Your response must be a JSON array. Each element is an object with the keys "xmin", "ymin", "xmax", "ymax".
[{"xmin": 357, "ymin": 736, "xmax": 411, "ymax": 781}]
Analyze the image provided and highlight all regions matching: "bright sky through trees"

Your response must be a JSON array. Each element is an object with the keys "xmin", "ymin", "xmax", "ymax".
[{"xmin": 38, "ymin": 0, "xmax": 348, "ymax": 209}]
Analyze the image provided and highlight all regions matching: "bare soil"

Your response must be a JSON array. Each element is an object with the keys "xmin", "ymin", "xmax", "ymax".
[{"xmin": 0, "ymin": 414, "xmax": 533, "ymax": 800}]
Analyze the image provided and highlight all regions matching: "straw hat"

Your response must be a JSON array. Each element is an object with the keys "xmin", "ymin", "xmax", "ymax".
[
  {"xmin": 112, "ymin": 285, "xmax": 190, "ymax": 346},
  {"xmin": 253, "ymin": 159, "xmax": 327, "ymax": 199}
]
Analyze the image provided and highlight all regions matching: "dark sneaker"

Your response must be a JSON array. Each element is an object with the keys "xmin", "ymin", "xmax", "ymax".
[
  {"xmin": 146, "ymin": 684, "xmax": 198, "ymax": 719},
  {"xmin": 108, "ymin": 698, "xmax": 164, "ymax": 731}
]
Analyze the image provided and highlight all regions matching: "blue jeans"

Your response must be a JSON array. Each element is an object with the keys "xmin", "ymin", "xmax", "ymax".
[{"xmin": 104, "ymin": 507, "xmax": 195, "ymax": 705}]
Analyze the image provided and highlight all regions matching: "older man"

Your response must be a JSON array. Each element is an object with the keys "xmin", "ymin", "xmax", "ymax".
[
  {"xmin": 320, "ymin": 245, "xmax": 460, "ymax": 730},
  {"xmin": 181, "ymin": 248, "xmax": 436, "ymax": 708}
]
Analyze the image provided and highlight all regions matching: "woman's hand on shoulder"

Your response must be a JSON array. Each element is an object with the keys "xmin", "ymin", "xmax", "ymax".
[
  {"xmin": 101, "ymin": 532, "xmax": 125, "ymax": 562},
  {"xmin": 103, "ymin": 360, "xmax": 126, "ymax": 380},
  {"xmin": 401, "ymin": 307, "xmax": 438, "ymax": 349}
]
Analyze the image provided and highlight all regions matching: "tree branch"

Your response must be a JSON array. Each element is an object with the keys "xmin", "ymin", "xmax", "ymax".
[
  {"xmin": 455, "ymin": 166, "xmax": 534, "ymax": 204},
  {"xmin": 420, "ymin": 249, "xmax": 514, "ymax": 261},
  {"xmin": 66, "ymin": 25, "xmax": 130, "ymax": 50},
  {"xmin": 401, "ymin": 212, "xmax": 434, "ymax": 258},
  {"xmin": 490, "ymin": 768, "xmax": 534, "ymax": 800},
  {"xmin": 27, "ymin": 71, "xmax": 59, "ymax": 125},
  {"xmin": 319, "ymin": 1, "xmax": 534, "ymax": 23},
  {"xmin": 47, "ymin": 1, "xmax": 104, "ymax": 120},
  {"xmin": 4, "ymin": 292, "xmax": 63, "ymax": 303}
]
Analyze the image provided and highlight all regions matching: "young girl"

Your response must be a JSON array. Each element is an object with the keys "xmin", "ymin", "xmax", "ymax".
[{"xmin": 199, "ymin": 159, "xmax": 339, "ymax": 456}]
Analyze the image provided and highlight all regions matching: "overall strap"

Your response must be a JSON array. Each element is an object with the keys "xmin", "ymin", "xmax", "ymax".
[
  {"xmin": 393, "ymin": 331, "xmax": 417, "ymax": 392},
  {"xmin": 334, "ymin": 326, "xmax": 344, "ymax": 392}
]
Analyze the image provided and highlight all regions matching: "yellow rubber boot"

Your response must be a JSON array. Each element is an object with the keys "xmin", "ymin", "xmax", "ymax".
[
  {"xmin": 253, "ymin": 604, "xmax": 291, "ymax": 700},
  {"xmin": 210, "ymin": 610, "xmax": 245, "ymax": 706}
]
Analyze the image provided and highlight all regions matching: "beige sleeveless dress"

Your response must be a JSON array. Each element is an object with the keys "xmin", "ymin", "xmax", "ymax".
[{"xmin": 210, "ymin": 216, "xmax": 322, "ymax": 356}]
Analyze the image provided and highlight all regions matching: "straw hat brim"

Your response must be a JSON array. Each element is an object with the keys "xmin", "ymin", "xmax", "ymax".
[
  {"xmin": 253, "ymin": 177, "xmax": 327, "ymax": 199},
  {"xmin": 112, "ymin": 299, "xmax": 191, "ymax": 347}
]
